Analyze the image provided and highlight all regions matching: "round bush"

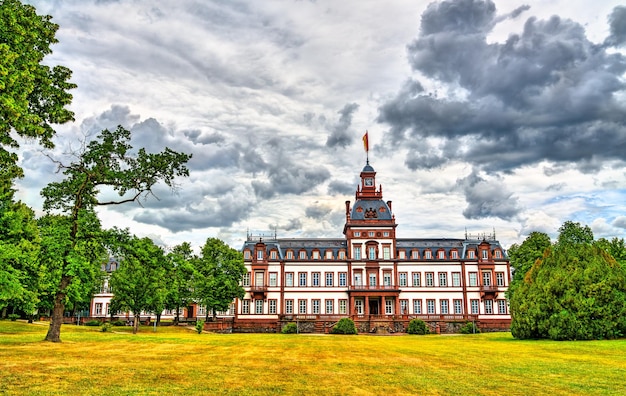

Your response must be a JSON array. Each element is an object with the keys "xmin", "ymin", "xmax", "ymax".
[
  {"xmin": 281, "ymin": 322, "xmax": 298, "ymax": 334},
  {"xmin": 331, "ymin": 318, "xmax": 357, "ymax": 334},
  {"xmin": 459, "ymin": 321, "xmax": 480, "ymax": 334},
  {"xmin": 407, "ymin": 319, "xmax": 429, "ymax": 335}
]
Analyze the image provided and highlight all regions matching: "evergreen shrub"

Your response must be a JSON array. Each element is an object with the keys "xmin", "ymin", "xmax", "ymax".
[
  {"xmin": 195, "ymin": 320, "xmax": 204, "ymax": 334},
  {"xmin": 281, "ymin": 323, "xmax": 298, "ymax": 334},
  {"xmin": 407, "ymin": 319, "xmax": 429, "ymax": 335},
  {"xmin": 459, "ymin": 321, "xmax": 480, "ymax": 334},
  {"xmin": 85, "ymin": 320, "xmax": 101, "ymax": 326},
  {"xmin": 331, "ymin": 318, "xmax": 357, "ymax": 334}
]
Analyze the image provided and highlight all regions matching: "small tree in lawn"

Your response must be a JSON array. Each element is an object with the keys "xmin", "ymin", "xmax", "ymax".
[
  {"xmin": 194, "ymin": 238, "xmax": 246, "ymax": 322},
  {"xmin": 164, "ymin": 242, "xmax": 196, "ymax": 325},
  {"xmin": 108, "ymin": 230, "xmax": 169, "ymax": 334},
  {"xmin": 40, "ymin": 126, "xmax": 190, "ymax": 342}
]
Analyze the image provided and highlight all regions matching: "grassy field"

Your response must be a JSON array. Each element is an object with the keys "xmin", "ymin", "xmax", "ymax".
[{"xmin": 1, "ymin": 320, "xmax": 625, "ymax": 395}]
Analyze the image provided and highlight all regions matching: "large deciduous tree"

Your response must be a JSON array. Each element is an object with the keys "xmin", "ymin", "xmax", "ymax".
[
  {"xmin": 0, "ymin": 180, "xmax": 41, "ymax": 317},
  {"xmin": 506, "ymin": 231, "xmax": 551, "ymax": 301},
  {"xmin": 0, "ymin": 0, "xmax": 76, "ymax": 180},
  {"xmin": 108, "ymin": 231, "xmax": 169, "ymax": 334},
  {"xmin": 194, "ymin": 238, "xmax": 246, "ymax": 322},
  {"xmin": 40, "ymin": 126, "xmax": 191, "ymax": 342},
  {"xmin": 510, "ymin": 222, "xmax": 626, "ymax": 340}
]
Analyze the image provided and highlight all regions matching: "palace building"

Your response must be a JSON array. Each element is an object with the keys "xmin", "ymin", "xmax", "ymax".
[{"xmin": 235, "ymin": 161, "xmax": 511, "ymax": 333}]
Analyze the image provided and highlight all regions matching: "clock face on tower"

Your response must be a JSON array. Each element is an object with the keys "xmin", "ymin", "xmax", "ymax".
[{"xmin": 364, "ymin": 178, "xmax": 374, "ymax": 186}]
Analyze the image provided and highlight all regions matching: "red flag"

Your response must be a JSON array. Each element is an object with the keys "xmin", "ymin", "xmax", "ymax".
[{"xmin": 362, "ymin": 131, "xmax": 369, "ymax": 152}]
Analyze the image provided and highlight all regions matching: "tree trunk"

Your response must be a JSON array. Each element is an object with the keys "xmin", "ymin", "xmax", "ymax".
[
  {"xmin": 174, "ymin": 306, "xmax": 179, "ymax": 325},
  {"xmin": 156, "ymin": 313, "xmax": 161, "ymax": 326},
  {"xmin": 45, "ymin": 275, "xmax": 72, "ymax": 342},
  {"xmin": 212, "ymin": 308, "xmax": 217, "ymax": 322},
  {"xmin": 133, "ymin": 312, "xmax": 140, "ymax": 334}
]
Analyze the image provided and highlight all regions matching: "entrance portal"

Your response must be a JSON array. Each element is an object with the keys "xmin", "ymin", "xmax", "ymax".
[{"xmin": 369, "ymin": 299, "xmax": 379, "ymax": 315}]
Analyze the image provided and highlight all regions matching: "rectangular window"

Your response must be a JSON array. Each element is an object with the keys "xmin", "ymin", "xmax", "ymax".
[
  {"xmin": 285, "ymin": 272, "xmax": 294, "ymax": 287},
  {"xmin": 412, "ymin": 272, "xmax": 421, "ymax": 287},
  {"xmin": 299, "ymin": 272, "xmax": 307, "ymax": 287},
  {"xmin": 454, "ymin": 299, "xmax": 462, "ymax": 314},
  {"xmin": 400, "ymin": 299, "xmax": 408, "ymax": 315},
  {"xmin": 339, "ymin": 300, "xmax": 347, "ymax": 314},
  {"xmin": 286, "ymin": 251, "xmax": 293, "ymax": 259},
  {"xmin": 451, "ymin": 250, "xmax": 458, "ymax": 259},
  {"xmin": 383, "ymin": 231, "xmax": 390, "ymax": 237},
  {"xmin": 270, "ymin": 250, "xmax": 277, "ymax": 260},
  {"xmin": 312, "ymin": 251, "xmax": 320, "ymax": 260},
  {"xmin": 353, "ymin": 246, "xmax": 361, "ymax": 260},
  {"xmin": 255, "ymin": 299, "xmax": 263, "ymax": 314},
  {"xmin": 482, "ymin": 271, "xmax": 492, "ymax": 286},
  {"xmin": 439, "ymin": 272, "xmax": 447, "ymax": 287},
  {"xmin": 285, "ymin": 299, "xmax": 294, "ymax": 314},
  {"xmin": 312, "ymin": 299, "xmax": 320, "ymax": 314},
  {"xmin": 385, "ymin": 299, "xmax": 393, "ymax": 314},
  {"xmin": 299, "ymin": 299, "xmax": 307, "ymax": 314},
  {"xmin": 471, "ymin": 299, "xmax": 479, "ymax": 314},
  {"xmin": 399, "ymin": 272, "xmax": 407, "ymax": 287},
  {"xmin": 425, "ymin": 250, "xmax": 432, "ymax": 259},
  {"xmin": 496, "ymin": 272, "xmax": 505, "ymax": 286},
  {"xmin": 354, "ymin": 231, "xmax": 360, "ymax": 237},
  {"xmin": 485, "ymin": 299, "xmax": 493, "ymax": 314},
  {"xmin": 355, "ymin": 300, "xmax": 364, "ymax": 315},
  {"xmin": 399, "ymin": 251, "xmax": 405, "ymax": 259},
  {"xmin": 269, "ymin": 272, "xmax": 277, "ymax": 287},
  {"xmin": 269, "ymin": 300, "xmax": 277, "ymax": 314},
  {"xmin": 242, "ymin": 272, "xmax": 251, "ymax": 287},
  {"xmin": 368, "ymin": 247, "xmax": 376, "ymax": 260},
  {"xmin": 482, "ymin": 249, "xmax": 489, "ymax": 259},
  {"xmin": 198, "ymin": 306, "xmax": 206, "ymax": 316},
  {"xmin": 339, "ymin": 251, "xmax": 346, "ymax": 259},
  {"xmin": 426, "ymin": 272, "xmax": 434, "ymax": 287},
  {"xmin": 325, "ymin": 299, "xmax": 334, "ymax": 314},
  {"xmin": 495, "ymin": 250, "xmax": 502, "ymax": 259},
  {"xmin": 413, "ymin": 299, "xmax": 422, "ymax": 314},
  {"xmin": 257, "ymin": 250, "xmax": 263, "ymax": 260},
  {"xmin": 427, "ymin": 299, "xmax": 435, "ymax": 314},
  {"xmin": 242, "ymin": 300, "xmax": 250, "ymax": 314},
  {"xmin": 412, "ymin": 250, "xmax": 419, "ymax": 259},
  {"xmin": 312, "ymin": 272, "xmax": 320, "ymax": 287},
  {"xmin": 452, "ymin": 272, "xmax": 461, "ymax": 287},
  {"xmin": 354, "ymin": 272, "xmax": 362, "ymax": 286},
  {"xmin": 369, "ymin": 231, "xmax": 375, "ymax": 237},
  {"xmin": 255, "ymin": 271, "xmax": 264, "ymax": 287},
  {"xmin": 244, "ymin": 251, "xmax": 251, "ymax": 260},
  {"xmin": 468, "ymin": 250, "xmax": 475, "ymax": 259},
  {"xmin": 384, "ymin": 272, "xmax": 392, "ymax": 286},
  {"xmin": 299, "ymin": 251, "xmax": 306, "ymax": 260},
  {"xmin": 368, "ymin": 273, "xmax": 376, "ymax": 287},
  {"xmin": 326, "ymin": 251, "xmax": 333, "ymax": 259},
  {"xmin": 383, "ymin": 247, "xmax": 390, "ymax": 260},
  {"xmin": 325, "ymin": 272, "xmax": 334, "ymax": 287},
  {"xmin": 498, "ymin": 299, "xmax": 507, "ymax": 314},
  {"xmin": 339, "ymin": 272, "xmax": 347, "ymax": 287},
  {"xmin": 469, "ymin": 272, "xmax": 478, "ymax": 287},
  {"xmin": 106, "ymin": 304, "xmax": 110, "ymax": 316},
  {"xmin": 95, "ymin": 303, "xmax": 102, "ymax": 315},
  {"xmin": 440, "ymin": 299, "xmax": 449, "ymax": 314},
  {"xmin": 438, "ymin": 250, "xmax": 445, "ymax": 259}
]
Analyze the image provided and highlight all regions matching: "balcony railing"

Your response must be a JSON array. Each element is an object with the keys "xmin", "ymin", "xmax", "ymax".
[{"xmin": 348, "ymin": 284, "xmax": 399, "ymax": 291}]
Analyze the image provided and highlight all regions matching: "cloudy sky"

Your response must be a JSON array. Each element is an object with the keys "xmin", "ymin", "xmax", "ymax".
[{"xmin": 16, "ymin": 0, "xmax": 626, "ymax": 251}]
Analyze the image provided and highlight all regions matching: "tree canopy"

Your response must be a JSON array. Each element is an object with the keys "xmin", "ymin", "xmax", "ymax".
[
  {"xmin": 194, "ymin": 237, "xmax": 246, "ymax": 321},
  {"xmin": 108, "ymin": 230, "xmax": 169, "ymax": 334},
  {"xmin": 506, "ymin": 231, "xmax": 551, "ymax": 301},
  {"xmin": 0, "ymin": 0, "xmax": 76, "ymax": 179},
  {"xmin": 510, "ymin": 222, "xmax": 626, "ymax": 340}
]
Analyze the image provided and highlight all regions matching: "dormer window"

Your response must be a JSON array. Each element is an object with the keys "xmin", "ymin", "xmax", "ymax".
[
  {"xmin": 286, "ymin": 251, "xmax": 293, "ymax": 259},
  {"xmin": 270, "ymin": 251, "xmax": 277, "ymax": 260},
  {"xmin": 482, "ymin": 250, "xmax": 488, "ymax": 260},
  {"xmin": 425, "ymin": 250, "xmax": 432, "ymax": 259},
  {"xmin": 257, "ymin": 250, "xmax": 263, "ymax": 260},
  {"xmin": 494, "ymin": 250, "xmax": 502, "ymax": 259},
  {"xmin": 244, "ymin": 251, "xmax": 251, "ymax": 260},
  {"xmin": 299, "ymin": 251, "xmax": 307, "ymax": 260},
  {"xmin": 468, "ymin": 250, "xmax": 475, "ymax": 259}
]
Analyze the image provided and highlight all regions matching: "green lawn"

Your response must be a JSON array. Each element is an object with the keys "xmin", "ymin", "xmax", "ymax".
[{"xmin": 1, "ymin": 320, "xmax": 625, "ymax": 395}]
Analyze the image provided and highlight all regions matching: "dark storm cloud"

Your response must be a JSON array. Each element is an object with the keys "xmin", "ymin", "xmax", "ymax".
[
  {"xmin": 613, "ymin": 216, "xmax": 626, "ymax": 229},
  {"xmin": 305, "ymin": 204, "xmax": 332, "ymax": 219},
  {"xmin": 281, "ymin": 218, "xmax": 303, "ymax": 232},
  {"xmin": 327, "ymin": 179, "xmax": 354, "ymax": 195},
  {"xmin": 251, "ymin": 159, "xmax": 331, "ymax": 199},
  {"xmin": 326, "ymin": 103, "xmax": 359, "ymax": 148},
  {"xmin": 378, "ymin": 0, "xmax": 626, "ymax": 174},
  {"xmin": 605, "ymin": 6, "xmax": 626, "ymax": 47},
  {"xmin": 457, "ymin": 170, "xmax": 522, "ymax": 220}
]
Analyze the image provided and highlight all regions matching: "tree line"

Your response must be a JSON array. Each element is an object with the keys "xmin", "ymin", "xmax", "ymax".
[{"xmin": 1, "ymin": 0, "xmax": 245, "ymax": 342}]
